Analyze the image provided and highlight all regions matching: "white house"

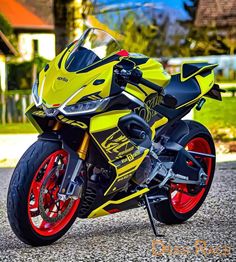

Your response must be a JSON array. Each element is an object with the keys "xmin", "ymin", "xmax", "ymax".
[{"xmin": 0, "ymin": 0, "xmax": 55, "ymax": 61}]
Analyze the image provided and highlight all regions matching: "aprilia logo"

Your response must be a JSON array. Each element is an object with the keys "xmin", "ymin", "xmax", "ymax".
[{"xmin": 57, "ymin": 77, "xmax": 68, "ymax": 82}]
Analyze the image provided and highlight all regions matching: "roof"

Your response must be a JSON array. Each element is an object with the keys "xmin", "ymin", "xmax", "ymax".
[
  {"xmin": 17, "ymin": 0, "xmax": 53, "ymax": 26},
  {"xmin": 0, "ymin": 31, "xmax": 17, "ymax": 56},
  {"xmin": 0, "ymin": 0, "xmax": 54, "ymax": 31},
  {"xmin": 195, "ymin": 0, "xmax": 236, "ymax": 28}
]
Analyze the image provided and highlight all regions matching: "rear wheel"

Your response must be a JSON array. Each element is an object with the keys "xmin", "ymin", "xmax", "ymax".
[
  {"xmin": 154, "ymin": 121, "xmax": 215, "ymax": 224},
  {"xmin": 7, "ymin": 140, "xmax": 80, "ymax": 246}
]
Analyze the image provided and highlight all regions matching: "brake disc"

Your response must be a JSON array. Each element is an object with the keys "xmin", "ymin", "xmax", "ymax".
[{"xmin": 39, "ymin": 167, "xmax": 73, "ymax": 223}]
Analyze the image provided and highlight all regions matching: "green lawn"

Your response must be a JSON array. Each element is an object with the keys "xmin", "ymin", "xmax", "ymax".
[
  {"xmin": 194, "ymin": 97, "xmax": 236, "ymax": 141},
  {"xmin": 0, "ymin": 97, "xmax": 235, "ymax": 139},
  {"xmin": 0, "ymin": 122, "xmax": 37, "ymax": 134}
]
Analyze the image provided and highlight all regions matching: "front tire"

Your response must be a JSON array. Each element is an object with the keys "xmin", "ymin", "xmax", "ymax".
[
  {"xmin": 7, "ymin": 140, "xmax": 80, "ymax": 246},
  {"xmin": 154, "ymin": 120, "xmax": 216, "ymax": 224}
]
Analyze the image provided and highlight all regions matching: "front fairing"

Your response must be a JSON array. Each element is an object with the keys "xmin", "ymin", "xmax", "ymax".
[
  {"xmin": 37, "ymin": 28, "xmax": 122, "ymax": 108},
  {"xmin": 38, "ymin": 50, "xmax": 120, "ymax": 108}
]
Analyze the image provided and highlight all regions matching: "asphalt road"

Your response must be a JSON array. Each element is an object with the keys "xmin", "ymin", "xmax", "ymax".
[{"xmin": 0, "ymin": 161, "xmax": 235, "ymax": 261}]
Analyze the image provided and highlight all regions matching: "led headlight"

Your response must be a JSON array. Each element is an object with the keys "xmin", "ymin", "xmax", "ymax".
[
  {"xmin": 32, "ymin": 78, "xmax": 42, "ymax": 106},
  {"xmin": 59, "ymin": 97, "xmax": 110, "ymax": 116}
]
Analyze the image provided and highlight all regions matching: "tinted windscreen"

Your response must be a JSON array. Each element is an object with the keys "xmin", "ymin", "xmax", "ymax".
[{"xmin": 65, "ymin": 28, "xmax": 121, "ymax": 72}]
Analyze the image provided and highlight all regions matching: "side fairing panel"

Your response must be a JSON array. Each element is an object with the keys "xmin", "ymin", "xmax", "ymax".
[
  {"xmin": 164, "ymin": 74, "xmax": 201, "ymax": 108},
  {"xmin": 88, "ymin": 187, "xmax": 149, "ymax": 218},
  {"xmin": 175, "ymin": 71, "xmax": 215, "ymax": 109},
  {"xmin": 125, "ymin": 58, "xmax": 170, "ymax": 102},
  {"xmin": 138, "ymin": 58, "xmax": 171, "ymax": 88},
  {"xmin": 195, "ymin": 73, "xmax": 215, "ymax": 96},
  {"xmin": 90, "ymin": 110, "xmax": 149, "ymax": 195}
]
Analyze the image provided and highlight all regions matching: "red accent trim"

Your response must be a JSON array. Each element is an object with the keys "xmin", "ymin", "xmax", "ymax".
[
  {"xmin": 52, "ymin": 104, "xmax": 61, "ymax": 107},
  {"xmin": 117, "ymin": 50, "xmax": 129, "ymax": 57},
  {"xmin": 27, "ymin": 150, "xmax": 80, "ymax": 237},
  {"xmin": 170, "ymin": 137, "xmax": 213, "ymax": 214},
  {"xmin": 107, "ymin": 209, "xmax": 120, "ymax": 214}
]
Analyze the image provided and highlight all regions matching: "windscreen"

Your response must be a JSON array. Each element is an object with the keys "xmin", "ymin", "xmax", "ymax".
[{"xmin": 65, "ymin": 28, "xmax": 121, "ymax": 72}]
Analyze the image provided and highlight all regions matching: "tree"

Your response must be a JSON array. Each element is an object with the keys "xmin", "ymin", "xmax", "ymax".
[
  {"xmin": 183, "ymin": 0, "xmax": 199, "ymax": 21},
  {"xmin": 176, "ymin": 0, "xmax": 229, "ymax": 56},
  {"xmin": 120, "ymin": 13, "xmax": 156, "ymax": 56},
  {"xmin": 53, "ymin": 0, "xmax": 96, "ymax": 54},
  {"xmin": 120, "ymin": 12, "xmax": 171, "ymax": 58},
  {"xmin": 53, "ymin": 0, "xmax": 70, "ymax": 54},
  {"xmin": 0, "ymin": 14, "xmax": 13, "ymax": 36}
]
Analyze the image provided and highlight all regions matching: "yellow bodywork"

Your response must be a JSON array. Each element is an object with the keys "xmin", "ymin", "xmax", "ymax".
[
  {"xmin": 90, "ymin": 110, "xmax": 149, "ymax": 195},
  {"xmin": 178, "ymin": 73, "xmax": 214, "ymax": 108},
  {"xmin": 88, "ymin": 187, "xmax": 149, "ymax": 218},
  {"xmin": 176, "ymin": 61, "xmax": 217, "ymax": 109},
  {"xmin": 37, "ymin": 43, "xmax": 170, "ymax": 108},
  {"xmin": 180, "ymin": 61, "xmax": 217, "ymax": 82},
  {"xmin": 38, "ymin": 52, "xmax": 117, "ymax": 107},
  {"xmin": 30, "ymin": 45, "xmax": 218, "ymax": 220},
  {"xmin": 30, "ymin": 49, "xmax": 171, "ymax": 215},
  {"xmin": 125, "ymin": 58, "xmax": 170, "ymax": 102}
]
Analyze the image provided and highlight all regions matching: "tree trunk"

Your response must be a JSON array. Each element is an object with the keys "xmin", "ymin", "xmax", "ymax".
[
  {"xmin": 53, "ymin": 0, "xmax": 70, "ymax": 54},
  {"xmin": 1, "ymin": 92, "xmax": 6, "ymax": 125},
  {"xmin": 53, "ymin": 0, "xmax": 94, "ymax": 54}
]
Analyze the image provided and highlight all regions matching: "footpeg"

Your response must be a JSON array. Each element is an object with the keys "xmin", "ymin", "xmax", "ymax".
[
  {"xmin": 158, "ymin": 169, "xmax": 175, "ymax": 188},
  {"xmin": 144, "ymin": 194, "xmax": 164, "ymax": 237}
]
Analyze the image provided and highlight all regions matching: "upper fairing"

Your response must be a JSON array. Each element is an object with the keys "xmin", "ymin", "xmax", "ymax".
[
  {"xmin": 38, "ymin": 45, "xmax": 119, "ymax": 108},
  {"xmin": 37, "ymin": 47, "xmax": 170, "ymax": 108}
]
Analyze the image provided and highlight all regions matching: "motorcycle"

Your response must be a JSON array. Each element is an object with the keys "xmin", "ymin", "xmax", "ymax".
[{"xmin": 7, "ymin": 28, "xmax": 224, "ymax": 246}]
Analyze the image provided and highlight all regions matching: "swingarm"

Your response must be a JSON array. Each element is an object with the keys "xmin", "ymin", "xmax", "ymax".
[{"xmin": 147, "ymin": 141, "xmax": 215, "ymax": 188}]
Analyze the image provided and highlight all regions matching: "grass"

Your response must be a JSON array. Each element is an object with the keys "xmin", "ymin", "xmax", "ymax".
[
  {"xmin": 0, "ymin": 97, "xmax": 235, "ymax": 139},
  {"xmin": 194, "ymin": 97, "xmax": 236, "ymax": 141},
  {"xmin": 0, "ymin": 122, "xmax": 37, "ymax": 134}
]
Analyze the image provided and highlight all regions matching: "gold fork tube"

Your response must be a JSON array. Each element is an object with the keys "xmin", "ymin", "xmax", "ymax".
[
  {"xmin": 77, "ymin": 132, "xmax": 90, "ymax": 160},
  {"xmin": 52, "ymin": 121, "xmax": 62, "ymax": 131}
]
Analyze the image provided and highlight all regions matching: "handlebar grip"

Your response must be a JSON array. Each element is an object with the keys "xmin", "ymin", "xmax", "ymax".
[{"xmin": 139, "ymin": 77, "xmax": 163, "ymax": 93}]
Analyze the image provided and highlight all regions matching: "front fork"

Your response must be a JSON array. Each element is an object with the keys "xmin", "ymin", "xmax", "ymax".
[
  {"xmin": 39, "ymin": 131, "xmax": 90, "ymax": 200},
  {"xmin": 58, "ymin": 132, "xmax": 90, "ymax": 200}
]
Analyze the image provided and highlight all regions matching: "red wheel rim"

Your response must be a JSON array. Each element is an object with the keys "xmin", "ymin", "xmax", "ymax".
[
  {"xmin": 27, "ymin": 150, "xmax": 80, "ymax": 236},
  {"xmin": 170, "ymin": 137, "xmax": 213, "ymax": 214}
]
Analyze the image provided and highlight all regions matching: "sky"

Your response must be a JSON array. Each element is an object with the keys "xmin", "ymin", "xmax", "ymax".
[
  {"xmin": 96, "ymin": 0, "xmax": 190, "ymax": 32},
  {"xmin": 153, "ymin": 0, "xmax": 185, "ymax": 9},
  {"xmin": 98, "ymin": 0, "xmax": 187, "ymax": 11},
  {"xmin": 97, "ymin": 0, "xmax": 189, "ymax": 19}
]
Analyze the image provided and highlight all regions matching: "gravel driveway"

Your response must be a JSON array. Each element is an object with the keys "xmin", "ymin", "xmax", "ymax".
[{"xmin": 0, "ymin": 161, "xmax": 235, "ymax": 261}]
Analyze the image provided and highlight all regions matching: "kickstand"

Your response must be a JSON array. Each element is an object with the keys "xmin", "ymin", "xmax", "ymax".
[{"xmin": 144, "ymin": 194, "xmax": 164, "ymax": 237}]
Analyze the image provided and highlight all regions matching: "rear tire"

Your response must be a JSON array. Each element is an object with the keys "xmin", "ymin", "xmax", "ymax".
[
  {"xmin": 7, "ymin": 140, "xmax": 80, "ymax": 246},
  {"xmin": 154, "ymin": 120, "xmax": 215, "ymax": 224}
]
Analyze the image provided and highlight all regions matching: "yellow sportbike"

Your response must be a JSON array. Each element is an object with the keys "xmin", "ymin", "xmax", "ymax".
[{"xmin": 7, "ymin": 28, "xmax": 224, "ymax": 246}]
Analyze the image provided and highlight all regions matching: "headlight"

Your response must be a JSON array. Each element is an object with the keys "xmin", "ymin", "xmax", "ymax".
[
  {"xmin": 32, "ymin": 78, "xmax": 42, "ymax": 106},
  {"xmin": 59, "ymin": 97, "xmax": 110, "ymax": 115}
]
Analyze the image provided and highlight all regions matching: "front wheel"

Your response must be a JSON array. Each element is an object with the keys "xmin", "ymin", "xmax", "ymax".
[
  {"xmin": 7, "ymin": 140, "xmax": 80, "ymax": 246},
  {"xmin": 154, "ymin": 120, "xmax": 216, "ymax": 224}
]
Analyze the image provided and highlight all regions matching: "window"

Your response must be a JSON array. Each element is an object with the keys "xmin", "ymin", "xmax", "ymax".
[{"xmin": 33, "ymin": 39, "xmax": 39, "ymax": 56}]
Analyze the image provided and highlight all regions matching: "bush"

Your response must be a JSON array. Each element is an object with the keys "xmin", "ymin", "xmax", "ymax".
[
  {"xmin": 7, "ymin": 56, "xmax": 49, "ymax": 90},
  {"xmin": 211, "ymin": 126, "xmax": 236, "ymax": 142},
  {"xmin": 194, "ymin": 97, "xmax": 236, "ymax": 142},
  {"xmin": 216, "ymin": 74, "xmax": 236, "ymax": 83}
]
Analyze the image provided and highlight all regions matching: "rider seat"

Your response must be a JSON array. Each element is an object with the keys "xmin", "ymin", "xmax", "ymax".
[
  {"xmin": 163, "ymin": 62, "xmax": 218, "ymax": 108},
  {"xmin": 163, "ymin": 74, "xmax": 201, "ymax": 108}
]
